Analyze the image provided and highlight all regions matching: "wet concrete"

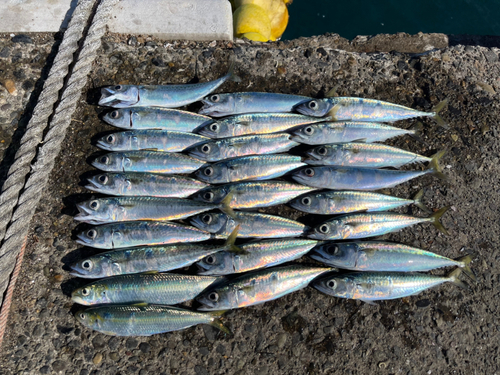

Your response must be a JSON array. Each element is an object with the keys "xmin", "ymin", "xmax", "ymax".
[{"xmin": 0, "ymin": 32, "xmax": 499, "ymax": 374}]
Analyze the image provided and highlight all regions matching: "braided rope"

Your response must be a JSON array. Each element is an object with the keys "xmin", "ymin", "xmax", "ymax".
[
  {"xmin": 0, "ymin": 0, "xmax": 119, "ymax": 339},
  {"xmin": 0, "ymin": 0, "xmax": 95, "ymax": 245}
]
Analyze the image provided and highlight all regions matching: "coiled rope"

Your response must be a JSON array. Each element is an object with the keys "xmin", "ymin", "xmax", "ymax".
[{"xmin": 0, "ymin": 0, "xmax": 119, "ymax": 346}]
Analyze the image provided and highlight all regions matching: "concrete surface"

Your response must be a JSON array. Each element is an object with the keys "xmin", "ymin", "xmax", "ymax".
[
  {"xmin": 0, "ymin": 32, "xmax": 499, "ymax": 374},
  {"xmin": 0, "ymin": 0, "xmax": 233, "ymax": 41}
]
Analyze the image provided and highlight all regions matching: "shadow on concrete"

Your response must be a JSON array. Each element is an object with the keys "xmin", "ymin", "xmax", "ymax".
[{"xmin": 448, "ymin": 34, "xmax": 500, "ymax": 48}]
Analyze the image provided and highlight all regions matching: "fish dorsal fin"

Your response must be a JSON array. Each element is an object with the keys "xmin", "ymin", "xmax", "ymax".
[
  {"xmin": 131, "ymin": 302, "xmax": 149, "ymax": 307},
  {"xmin": 140, "ymin": 271, "xmax": 159, "ymax": 275},
  {"xmin": 140, "ymin": 148, "xmax": 158, "ymax": 151},
  {"xmin": 351, "ymin": 138, "xmax": 367, "ymax": 143}
]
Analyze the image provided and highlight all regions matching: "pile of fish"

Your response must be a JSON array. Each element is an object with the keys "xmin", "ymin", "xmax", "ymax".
[{"xmin": 69, "ymin": 64, "xmax": 473, "ymax": 337}]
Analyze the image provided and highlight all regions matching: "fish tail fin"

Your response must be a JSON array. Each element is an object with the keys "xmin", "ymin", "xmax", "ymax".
[
  {"xmin": 408, "ymin": 122, "xmax": 428, "ymax": 145},
  {"xmin": 209, "ymin": 311, "xmax": 232, "ymax": 335},
  {"xmin": 447, "ymin": 268, "xmax": 468, "ymax": 290},
  {"xmin": 457, "ymin": 254, "xmax": 477, "ymax": 281},
  {"xmin": 427, "ymin": 150, "xmax": 447, "ymax": 181},
  {"xmin": 219, "ymin": 192, "xmax": 236, "ymax": 218},
  {"xmin": 430, "ymin": 206, "xmax": 449, "ymax": 235},
  {"xmin": 227, "ymin": 59, "xmax": 242, "ymax": 83},
  {"xmin": 412, "ymin": 188, "xmax": 429, "ymax": 212},
  {"xmin": 432, "ymin": 99, "xmax": 449, "ymax": 129},
  {"xmin": 224, "ymin": 224, "xmax": 246, "ymax": 254}
]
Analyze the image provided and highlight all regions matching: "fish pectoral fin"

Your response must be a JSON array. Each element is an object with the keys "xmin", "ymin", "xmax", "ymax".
[
  {"xmin": 325, "ymin": 86, "xmax": 339, "ymax": 97},
  {"xmin": 360, "ymin": 299, "xmax": 378, "ymax": 306},
  {"xmin": 236, "ymin": 121, "xmax": 251, "ymax": 126},
  {"xmin": 140, "ymin": 270, "xmax": 159, "ymax": 275},
  {"xmin": 351, "ymin": 138, "xmax": 367, "ymax": 143},
  {"xmin": 240, "ymin": 285, "xmax": 256, "ymax": 298},
  {"xmin": 141, "ymin": 148, "xmax": 158, "ymax": 151},
  {"xmin": 327, "ymin": 103, "xmax": 342, "ymax": 120},
  {"xmin": 359, "ymin": 248, "xmax": 379, "ymax": 256},
  {"xmin": 130, "ymin": 302, "xmax": 149, "ymax": 308}
]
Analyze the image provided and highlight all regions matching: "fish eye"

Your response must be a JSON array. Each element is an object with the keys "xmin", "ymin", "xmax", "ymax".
[
  {"xmin": 201, "ymin": 144, "xmax": 211, "ymax": 153},
  {"xmin": 208, "ymin": 292, "xmax": 219, "ymax": 302},
  {"xmin": 201, "ymin": 214, "xmax": 213, "ymax": 224},
  {"xmin": 99, "ymin": 156, "xmax": 109, "ymax": 164},
  {"xmin": 318, "ymin": 224, "xmax": 330, "ymax": 234},
  {"xmin": 205, "ymin": 255, "xmax": 216, "ymax": 265},
  {"xmin": 317, "ymin": 147, "xmax": 327, "ymax": 156},
  {"xmin": 301, "ymin": 196, "xmax": 312, "ymax": 206},
  {"xmin": 203, "ymin": 167, "xmax": 214, "ymax": 176},
  {"xmin": 101, "ymin": 291, "xmax": 106, "ymax": 296},
  {"xmin": 87, "ymin": 229, "xmax": 97, "ymax": 239},
  {"xmin": 326, "ymin": 279, "xmax": 337, "ymax": 289},
  {"xmin": 308, "ymin": 100, "xmax": 318, "ymax": 109},
  {"xmin": 89, "ymin": 200, "xmax": 99, "ymax": 210},
  {"xmin": 114, "ymin": 85, "xmax": 122, "ymax": 90},
  {"xmin": 82, "ymin": 260, "xmax": 93, "ymax": 270},
  {"xmin": 210, "ymin": 94, "xmax": 220, "ymax": 102},
  {"xmin": 304, "ymin": 126, "xmax": 314, "ymax": 135},
  {"xmin": 203, "ymin": 192, "xmax": 214, "ymax": 201},
  {"xmin": 210, "ymin": 124, "xmax": 219, "ymax": 132},
  {"xmin": 79, "ymin": 313, "xmax": 86, "ymax": 320},
  {"xmin": 106, "ymin": 134, "xmax": 115, "ymax": 144},
  {"xmin": 304, "ymin": 168, "xmax": 315, "ymax": 177},
  {"xmin": 110, "ymin": 110, "xmax": 119, "ymax": 119},
  {"xmin": 326, "ymin": 245, "xmax": 339, "ymax": 255},
  {"xmin": 82, "ymin": 288, "xmax": 90, "ymax": 296},
  {"xmin": 98, "ymin": 175, "xmax": 108, "ymax": 184}
]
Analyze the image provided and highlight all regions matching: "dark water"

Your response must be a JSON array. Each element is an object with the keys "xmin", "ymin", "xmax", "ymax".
[{"xmin": 283, "ymin": 0, "xmax": 500, "ymax": 40}]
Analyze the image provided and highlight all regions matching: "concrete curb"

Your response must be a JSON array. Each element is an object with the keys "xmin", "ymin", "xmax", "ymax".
[{"xmin": 0, "ymin": 0, "xmax": 233, "ymax": 41}]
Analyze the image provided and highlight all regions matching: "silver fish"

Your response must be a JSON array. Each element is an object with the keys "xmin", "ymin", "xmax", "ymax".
[
  {"xmin": 199, "ymin": 92, "xmax": 312, "ymax": 117},
  {"xmin": 86, "ymin": 173, "xmax": 208, "ymax": 198},
  {"xmin": 289, "ymin": 189, "xmax": 426, "ymax": 215},
  {"xmin": 98, "ymin": 65, "xmax": 240, "ymax": 108},
  {"xmin": 190, "ymin": 211, "xmax": 307, "ymax": 238},
  {"xmin": 96, "ymin": 130, "xmax": 209, "ymax": 152},
  {"xmin": 91, "ymin": 151, "xmax": 205, "ymax": 174},
  {"xmin": 197, "ymin": 113, "xmax": 328, "ymax": 138},
  {"xmin": 76, "ymin": 305, "xmax": 230, "ymax": 336},
  {"xmin": 72, "ymin": 273, "xmax": 223, "ymax": 306},
  {"xmin": 196, "ymin": 238, "xmax": 319, "ymax": 275},
  {"xmin": 76, "ymin": 221, "xmax": 214, "ymax": 249},
  {"xmin": 187, "ymin": 133, "xmax": 299, "ymax": 161},
  {"xmin": 191, "ymin": 180, "xmax": 316, "ymax": 209},
  {"xmin": 305, "ymin": 143, "xmax": 432, "ymax": 168},
  {"xmin": 292, "ymin": 151, "xmax": 445, "ymax": 190},
  {"xmin": 196, "ymin": 265, "xmax": 334, "ymax": 310},
  {"xmin": 292, "ymin": 121, "xmax": 421, "ymax": 145},
  {"xmin": 74, "ymin": 195, "xmax": 233, "ymax": 225},
  {"xmin": 195, "ymin": 155, "xmax": 305, "ymax": 184},
  {"xmin": 102, "ymin": 107, "xmax": 212, "ymax": 131}
]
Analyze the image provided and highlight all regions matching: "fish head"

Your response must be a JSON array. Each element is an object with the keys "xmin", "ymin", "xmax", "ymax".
[
  {"xmin": 291, "ymin": 124, "xmax": 323, "ymax": 144},
  {"xmin": 313, "ymin": 274, "xmax": 352, "ymax": 298},
  {"xmin": 190, "ymin": 212, "xmax": 229, "ymax": 234},
  {"xmin": 75, "ymin": 308, "xmax": 103, "ymax": 331},
  {"xmin": 102, "ymin": 109, "xmax": 132, "ymax": 129},
  {"xmin": 91, "ymin": 153, "xmax": 125, "ymax": 172},
  {"xmin": 70, "ymin": 255, "xmax": 111, "ymax": 278},
  {"xmin": 311, "ymin": 243, "xmax": 358, "ymax": 268},
  {"xmin": 98, "ymin": 85, "xmax": 140, "ymax": 108},
  {"xmin": 76, "ymin": 226, "xmax": 112, "ymax": 248},
  {"xmin": 309, "ymin": 220, "xmax": 345, "ymax": 240},
  {"xmin": 191, "ymin": 186, "xmax": 229, "ymax": 205},
  {"xmin": 291, "ymin": 166, "xmax": 324, "ymax": 187},
  {"xmin": 86, "ymin": 173, "xmax": 129, "ymax": 195},
  {"xmin": 197, "ymin": 120, "xmax": 231, "ymax": 139},
  {"xmin": 187, "ymin": 141, "xmax": 222, "ymax": 161},
  {"xmin": 196, "ymin": 251, "xmax": 232, "ymax": 275},
  {"xmin": 306, "ymin": 145, "xmax": 342, "ymax": 164},
  {"xmin": 198, "ymin": 93, "xmax": 236, "ymax": 117},
  {"xmin": 96, "ymin": 132, "xmax": 131, "ymax": 151},
  {"xmin": 74, "ymin": 198, "xmax": 118, "ymax": 225},
  {"xmin": 295, "ymin": 98, "xmax": 332, "ymax": 117},
  {"xmin": 195, "ymin": 164, "xmax": 228, "ymax": 184},
  {"xmin": 196, "ymin": 284, "xmax": 235, "ymax": 310},
  {"xmin": 289, "ymin": 193, "xmax": 322, "ymax": 213},
  {"xmin": 72, "ymin": 283, "xmax": 111, "ymax": 305}
]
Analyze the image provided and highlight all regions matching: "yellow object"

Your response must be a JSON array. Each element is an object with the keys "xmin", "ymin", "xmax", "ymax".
[
  {"xmin": 240, "ymin": 32, "xmax": 269, "ymax": 42},
  {"xmin": 233, "ymin": 4, "xmax": 272, "ymax": 41},
  {"xmin": 232, "ymin": 0, "xmax": 290, "ymax": 42}
]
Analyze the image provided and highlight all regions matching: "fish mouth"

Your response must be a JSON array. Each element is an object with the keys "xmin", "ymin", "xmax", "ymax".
[
  {"xmin": 71, "ymin": 295, "xmax": 91, "ymax": 306},
  {"xmin": 98, "ymin": 87, "xmax": 119, "ymax": 107},
  {"xmin": 76, "ymin": 233, "xmax": 92, "ymax": 246},
  {"xmin": 85, "ymin": 178, "xmax": 104, "ymax": 193},
  {"xmin": 96, "ymin": 140, "xmax": 113, "ymax": 151},
  {"xmin": 308, "ymin": 252, "xmax": 328, "ymax": 264},
  {"xmin": 69, "ymin": 268, "xmax": 89, "ymax": 277}
]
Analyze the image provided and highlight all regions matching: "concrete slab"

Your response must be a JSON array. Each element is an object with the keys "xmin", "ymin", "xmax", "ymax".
[{"xmin": 0, "ymin": 0, "xmax": 233, "ymax": 41}]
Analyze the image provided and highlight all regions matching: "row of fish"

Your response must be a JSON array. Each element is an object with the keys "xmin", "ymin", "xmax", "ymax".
[{"xmin": 70, "ymin": 64, "xmax": 468, "ymax": 337}]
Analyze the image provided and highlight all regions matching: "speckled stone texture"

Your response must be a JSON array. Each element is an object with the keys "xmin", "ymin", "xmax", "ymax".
[{"xmin": 0, "ymin": 32, "xmax": 499, "ymax": 374}]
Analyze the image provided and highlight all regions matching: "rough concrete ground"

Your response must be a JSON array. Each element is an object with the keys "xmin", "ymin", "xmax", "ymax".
[{"xmin": 0, "ymin": 32, "xmax": 499, "ymax": 375}]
